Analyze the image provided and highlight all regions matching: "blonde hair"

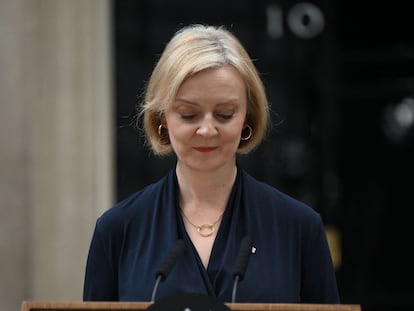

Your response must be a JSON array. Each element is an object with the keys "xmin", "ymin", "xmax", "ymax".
[{"xmin": 139, "ymin": 24, "xmax": 270, "ymax": 155}]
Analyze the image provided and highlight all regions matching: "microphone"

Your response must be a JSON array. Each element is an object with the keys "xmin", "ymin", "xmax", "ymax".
[
  {"xmin": 231, "ymin": 235, "xmax": 253, "ymax": 303},
  {"xmin": 151, "ymin": 239, "xmax": 186, "ymax": 302}
]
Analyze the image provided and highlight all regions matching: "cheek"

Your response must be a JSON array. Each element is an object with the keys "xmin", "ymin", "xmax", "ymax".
[
  {"xmin": 230, "ymin": 120, "xmax": 245, "ymax": 136},
  {"xmin": 166, "ymin": 122, "xmax": 194, "ymax": 143},
  {"xmin": 222, "ymin": 126, "xmax": 244, "ymax": 143}
]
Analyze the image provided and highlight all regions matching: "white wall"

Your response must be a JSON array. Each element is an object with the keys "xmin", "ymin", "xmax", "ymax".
[{"xmin": 0, "ymin": 1, "xmax": 114, "ymax": 310}]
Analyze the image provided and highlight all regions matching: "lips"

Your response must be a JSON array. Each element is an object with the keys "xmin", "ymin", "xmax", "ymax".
[{"xmin": 194, "ymin": 146, "xmax": 218, "ymax": 153}]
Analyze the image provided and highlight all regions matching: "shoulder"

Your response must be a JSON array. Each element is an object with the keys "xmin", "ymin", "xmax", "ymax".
[
  {"xmin": 240, "ymin": 169, "xmax": 321, "ymax": 224},
  {"xmin": 95, "ymin": 170, "xmax": 173, "ymax": 234}
]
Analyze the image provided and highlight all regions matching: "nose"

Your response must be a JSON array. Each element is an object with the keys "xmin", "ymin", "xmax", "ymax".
[{"xmin": 196, "ymin": 115, "xmax": 218, "ymax": 136}]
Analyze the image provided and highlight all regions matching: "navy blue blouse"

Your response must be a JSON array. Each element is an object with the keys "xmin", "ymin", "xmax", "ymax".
[{"xmin": 83, "ymin": 166, "xmax": 340, "ymax": 303}]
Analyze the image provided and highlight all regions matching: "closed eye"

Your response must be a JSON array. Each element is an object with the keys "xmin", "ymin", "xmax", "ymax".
[
  {"xmin": 180, "ymin": 114, "xmax": 197, "ymax": 120},
  {"xmin": 178, "ymin": 112, "xmax": 234, "ymax": 121},
  {"xmin": 215, "ymin": 113, "xmax": 234, "ymax": 121}
]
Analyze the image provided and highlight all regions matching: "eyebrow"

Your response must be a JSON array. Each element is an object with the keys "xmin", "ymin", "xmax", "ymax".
[
  {"xmin": 174, "ymin": 98, "xmax": 241, "ymax": 106},
  {"xmin": 174, "ymin": 98, "xmax": 198, "ymax": 105}
]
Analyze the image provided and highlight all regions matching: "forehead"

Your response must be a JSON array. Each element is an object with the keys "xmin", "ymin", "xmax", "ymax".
[{"xmin": 176, "ymin": 65, "xmax": 247, "ymax": 98}]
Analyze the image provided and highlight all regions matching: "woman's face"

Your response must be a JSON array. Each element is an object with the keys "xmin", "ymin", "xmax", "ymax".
[{"xmin": 164, "ymin": 65, "xmax": 247, "ymax": 172}]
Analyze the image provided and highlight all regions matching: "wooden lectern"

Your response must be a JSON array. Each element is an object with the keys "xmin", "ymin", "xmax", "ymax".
[{"xmin": 21, "ymin": 301, "xmax": 361, "ymax": 311}]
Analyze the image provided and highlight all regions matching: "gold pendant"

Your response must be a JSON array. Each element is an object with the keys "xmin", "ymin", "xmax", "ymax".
[{"xmin": 197, "ymin": 224, "xmax": 215, "ymax": 237}]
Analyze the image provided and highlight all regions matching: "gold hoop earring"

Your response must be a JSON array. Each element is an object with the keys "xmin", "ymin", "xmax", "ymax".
[
  {"xmin": 240, "ymin": 125, "xmax": 252, "ymax": 141},
  {"xmin": 157, "ymin": 124, "xmax": 163, "ymax": 137}
]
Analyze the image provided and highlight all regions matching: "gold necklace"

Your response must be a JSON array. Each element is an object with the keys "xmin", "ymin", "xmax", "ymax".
[{"xmin": 181, "ymin": 210, "xmax": 224, "ymax": 237}]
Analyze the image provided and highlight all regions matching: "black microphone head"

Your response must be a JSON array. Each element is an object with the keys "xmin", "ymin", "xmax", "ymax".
[
  {"xmin": 232, "ymin": 235, "xmax": 253, "ymax": 281},
  {"xmin": 155, "ymin": 240, "xmax": 185, "ymax": 281},
  {"xmin": 147, "ymin": 292, "xmax": 230, "ymax": 311}
]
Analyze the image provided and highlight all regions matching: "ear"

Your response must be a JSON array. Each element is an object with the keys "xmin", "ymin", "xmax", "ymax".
[
  {"xmin": 243, "ymin": 116, "xmax": 248, "ymax": 127},
  {"xmin": 160, "ymin": 114, "xmax": 167, "ymax": 128}
]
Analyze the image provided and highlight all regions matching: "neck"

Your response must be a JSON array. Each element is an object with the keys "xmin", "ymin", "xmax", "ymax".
[{"xmin": 176, "ymin": 162, "xmax": 237, "ymax": 209}]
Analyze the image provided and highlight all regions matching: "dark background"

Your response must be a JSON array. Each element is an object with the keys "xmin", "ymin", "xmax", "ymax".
[{"xmin": 113, "ymin": 1, "xmax": 414, "ymax": 310}]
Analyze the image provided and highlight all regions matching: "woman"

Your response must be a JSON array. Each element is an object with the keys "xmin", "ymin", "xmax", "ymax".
[{"xmin": 83, "ymin": 24, "xmax": 340, "ymax": 303}]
